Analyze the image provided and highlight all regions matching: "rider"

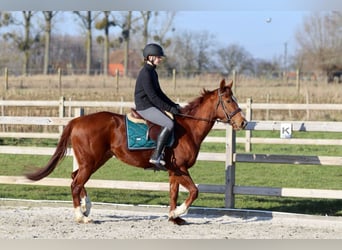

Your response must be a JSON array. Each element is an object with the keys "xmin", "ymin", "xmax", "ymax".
[{"xmin": 134, "ymin": 43, "xmax": 181, "ymax": 171}]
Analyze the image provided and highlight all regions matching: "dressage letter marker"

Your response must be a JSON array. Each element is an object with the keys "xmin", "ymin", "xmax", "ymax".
[{"xmin": 280, "ymin": 123, "xmax": 292, "ymax": 139}]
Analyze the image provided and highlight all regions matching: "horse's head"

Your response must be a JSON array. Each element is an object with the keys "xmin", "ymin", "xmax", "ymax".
[{"xmin": 215, "ymin": 79, "xmax": 247, "ymax": 130}]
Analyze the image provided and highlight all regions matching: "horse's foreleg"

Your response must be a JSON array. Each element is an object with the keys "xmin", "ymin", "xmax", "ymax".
[
  {"xmin": 168, "ymin": 176, "xmax": 179, "ymax": 212},
  {"xmin": 168, "ymin": 174, "xmax": 198, "ymax": 224}
]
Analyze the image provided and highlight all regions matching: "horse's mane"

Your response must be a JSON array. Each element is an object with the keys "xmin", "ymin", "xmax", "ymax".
[{"xmin": 181, "ymin": 88, "xmax": 212, "ymax": 115}]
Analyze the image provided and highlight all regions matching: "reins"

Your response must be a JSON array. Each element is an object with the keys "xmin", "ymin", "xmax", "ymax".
[{"xmin": 176, "ymin": 113, "xmax": 216, "ymax": 123}]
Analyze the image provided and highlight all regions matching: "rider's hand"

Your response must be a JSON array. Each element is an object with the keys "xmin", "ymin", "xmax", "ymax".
[{"xmin": 170, "ymin": 106, "xmax": 180, "ymax": 115}]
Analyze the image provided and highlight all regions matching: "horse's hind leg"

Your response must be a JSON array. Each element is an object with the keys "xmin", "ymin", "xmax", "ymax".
[
  {"xmin": 72, "ymin": 169, "xmax": 92, "ymax": 216},
  {"xmin": 71, "ymin": 169, "xmax": 93, "ymax": 223},
  {"xmin": 80, "ymin": 188, "xmax": 91, "ymax": 216}
]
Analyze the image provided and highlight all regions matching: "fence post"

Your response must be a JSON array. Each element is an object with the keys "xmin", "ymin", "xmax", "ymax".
[
  {"xmin": 4, "ymin": 67, "xmax": 8, "ymax": 91},
  {"xmin": 120, "ymin": 96, "xmax": 124, "ymax": 114},
  {"xmin": 58, "ymin": 68, "xmax": 62, "ymax": 96},
  {"xmin": 296, "ymin": 68, "xmax": 300, "ymax": 94},
  {"xmin": 306, "ymin": 90, "xmax": 310, "ymax": 120},
  {"xmin": 266, "ymin": 94, "xmax": 270, "ymax": 120},
  {"xmin": 225, "ymin": 124, "xmax": 236, "ymax": 208},
  {"xmin": 115, "ymin": 69, "xmax": 119, "ymax": 93},
  {"xmin": 172, "ymin": 68, "xmax": 176, "ymax": 94},
  {"xmin": 1, "ymin": 97, "xmax": 4, "ymax": 132},
  {"xmin": 59, "ymin": 96, "xmax": 65, "ymax": 134},
  {"xmin": 232, "ymin": 70, "xmax": 237, "ymax": 93},
  {"xmin": 245, "ymin": 98, "xmax": 252, "ymax": 152}
]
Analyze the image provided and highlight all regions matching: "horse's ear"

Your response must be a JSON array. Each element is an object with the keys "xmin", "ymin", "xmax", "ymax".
[
  {"xmin": 219, "ymin": 79, "xmax": 226, "ymax": 90},
  {"xmin": 220, "ymin": 79, "xmax": 233, "ymax": 90},
  {"xmin": 227, "ymin": 80, "xmax": 233, "ymax": 89}
]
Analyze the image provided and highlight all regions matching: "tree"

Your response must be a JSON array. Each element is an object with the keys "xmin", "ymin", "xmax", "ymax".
[
  {"xmin": 95, "ymin": 11, "xmax": 116, "ymax": 75},
  {"xmin": 2, "ymin": 11, "xmax": 37, "ymax": 75},
  {"xmin": 42, "ymin": 11, "xmax": 58, "ymax": 74},
  {"xmin": 217, "ymin": 44, "xmax": 254, "ymax": 76},
  {"xmin": 295, "ymin": 11, "xmax": 342, "ymax": 77},
  {"xmin": 140, "ymin": 11, "xmax": 152, "ymax": 46},
  {"xmin": 253, "ymin": 58, "xmax": 281, "ymax": 78},
  {"xmin": 122, "ymin": 11, "xmax": 132, "ymax": 77},
  {"xmin": 150, "ymin": 11, "xmax": 176, "ymax": 49},
  {"xmin": 194, "ymin": 31, "xmax": 216, "ymax": 73},
  {"xmin": 171, "ymin": 30, "xmax": 197, "ymax": 76},
  {"xmin": 74, "ymin": 11, "xmax": 100, "ymax": 75},
  {"xmin": 0, "ymin": 12, "xmax": 13, "ymax": 27},
  {"xmin": 168, "ymin": 30, "xmax": 216, "ymax": 77}
]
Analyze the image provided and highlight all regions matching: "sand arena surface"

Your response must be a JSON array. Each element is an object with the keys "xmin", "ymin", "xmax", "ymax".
[{"xmin": 1, "ymin": 199, "xmax": 342, "ymax": 239}]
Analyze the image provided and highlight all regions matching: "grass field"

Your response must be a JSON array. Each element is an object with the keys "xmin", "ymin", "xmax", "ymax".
[{"xmin": 0, "ymin": 130, "xmax": 341, "ymax": 216}]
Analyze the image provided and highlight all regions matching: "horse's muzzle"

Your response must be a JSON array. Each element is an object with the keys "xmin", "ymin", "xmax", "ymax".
[
  {"xmin": 232, "ymin": 119, "xmax": 248, "ymax": 130},
  {"xmin": 241, "ymin": 120, "xmax": 248, "ymax": 129}
]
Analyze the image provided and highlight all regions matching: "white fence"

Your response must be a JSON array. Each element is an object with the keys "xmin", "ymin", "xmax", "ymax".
[{"xmin": 0, "ymin": 98, "xmax": 342, "ymax": 208}]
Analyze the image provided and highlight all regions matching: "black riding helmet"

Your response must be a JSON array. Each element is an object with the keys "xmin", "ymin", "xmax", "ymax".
[{"xmin": 142, "ymin": 43, "xmax": 165, "ymax": 58}]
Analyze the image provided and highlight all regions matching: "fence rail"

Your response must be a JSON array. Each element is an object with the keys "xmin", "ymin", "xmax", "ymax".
[{"xmin": 0, "ymin": 99, "xmax": 342, "ymax": 208}]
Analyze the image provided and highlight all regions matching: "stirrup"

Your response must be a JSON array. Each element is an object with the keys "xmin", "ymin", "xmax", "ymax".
[
  {"xmin": 149, "ymin": 158, "xmax": 168, "ymax": 171},
  {"xmin": 145, "ymin": 165, "xmax": 168, "ymax": 172},
  {"xmin": 149, "ymin": 157, "xmax": 166, "ymax": 166}
]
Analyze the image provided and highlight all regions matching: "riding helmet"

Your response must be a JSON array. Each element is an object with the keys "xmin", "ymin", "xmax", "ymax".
[{"xmin": 142, "ymin": 43, "xmax": 165, "ymax": 58}]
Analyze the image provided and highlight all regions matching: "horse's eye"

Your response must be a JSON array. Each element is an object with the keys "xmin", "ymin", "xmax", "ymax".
[{"xmin": 226, "ymin": 100, "xmax": 231, "ymax": 103}]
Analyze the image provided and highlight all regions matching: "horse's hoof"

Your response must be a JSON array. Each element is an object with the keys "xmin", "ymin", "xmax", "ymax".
[
  {"xmin": 168, "ymin": 217, "xmax": 187, "ymax": 225},
  {"xmin": 75, "ymin": 216, "xmax": 93, "ymax": 224}
]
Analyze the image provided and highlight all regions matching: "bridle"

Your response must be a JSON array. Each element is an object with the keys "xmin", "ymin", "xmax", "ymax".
[
  {"xmin": 177, "ymin": 88, "xmax": 242, "ymax": 124},
  {"xmin": 215, "ymin": 88, "xmax": 242, "ymax": 124}
]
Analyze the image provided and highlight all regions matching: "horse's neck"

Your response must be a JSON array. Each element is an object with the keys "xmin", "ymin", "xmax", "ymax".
[{"xmin": 180, "ymin": 105, "xmax": 216, "ymax": 145}]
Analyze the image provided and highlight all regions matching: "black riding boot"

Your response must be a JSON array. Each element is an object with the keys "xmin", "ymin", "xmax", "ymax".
[{"xmin": 149, "ymin": 127, "xmax": 171, "ymax": 171}]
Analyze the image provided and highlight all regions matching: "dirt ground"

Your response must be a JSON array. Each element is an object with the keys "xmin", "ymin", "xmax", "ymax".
[{"xmin": 1, "ymin": 199, "xmax": 342, "ymax": 239}]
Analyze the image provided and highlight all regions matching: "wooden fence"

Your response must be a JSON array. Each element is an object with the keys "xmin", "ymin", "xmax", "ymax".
[{"xmin": 0, "ymin": 98, "xmax": 342, "ymax": 208}]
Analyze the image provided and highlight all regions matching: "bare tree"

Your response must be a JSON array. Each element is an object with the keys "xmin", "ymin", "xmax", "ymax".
[
  {"xmin": 74, "ymin": 11, "xmax": 100, "ymax": 75},
  {"xmin": 150, "ymin": 11, "xmax": 176, "ymax": 49},
  {"xmin": 0, "ymin": 12, "xmax": 13, "ymax": 27},
  {"xmin": 295, "ymin": 11, "xmax": 342, "ymax": 77},
  {"xmin": 171, "ymin": 30, "xmax": 196, "ymax": 76},
  {"xmin": 122, "ymin": 11, "xmax": 132, "ymax": 77},
  {"xmin": 217, "ymin": 44, "xmax": 254, "ymax": 76},
  {"xmin": 2, "ymin": 11, "xmax": 37, "ymax": 75},
  {"xmin": 42, "ymin": 11, "xmax": 58, "ymax": 74},
  {"xmin": 140, "ymin": 11, "xmax": 152, "ymax": 46},
  {"xmin": 194, "ymin": 31, "xmax": 216, "ymax": 72},
  {"xmin": 170, "ymin": 30, "xmax": 216, "ymax": 76},
  {"xmin": 95, "ymin": 11, "xmax": 116, "ymax": 75},
  {"xmin": 110, "ymin": 11, "xmax": 142, "ymax": 77}
]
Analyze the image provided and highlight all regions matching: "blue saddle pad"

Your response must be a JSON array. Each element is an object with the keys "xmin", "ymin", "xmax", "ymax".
[{"xmin": 125, "ymin": 116, "xmax": 174, "ymax": 150}]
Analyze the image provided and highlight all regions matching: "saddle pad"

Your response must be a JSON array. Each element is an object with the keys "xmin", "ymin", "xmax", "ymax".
[{"xmin": 126, "ymin": 116, "xmax": 157, "ymax": 150}]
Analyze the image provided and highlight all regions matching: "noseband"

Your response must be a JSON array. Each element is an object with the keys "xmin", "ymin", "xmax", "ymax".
[{"xmin": 178, "ymin": 89, "xmax": 242, "ymax": 124}]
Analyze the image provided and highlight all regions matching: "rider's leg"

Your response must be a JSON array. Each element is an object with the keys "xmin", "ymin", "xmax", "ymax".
[
  {"xmin": 137, "ymin": 107, "xmax": 174, "ymax": 171},
  {"xmin": 149, "ymin": 126, "xmax": 172, "ymax": 168}
]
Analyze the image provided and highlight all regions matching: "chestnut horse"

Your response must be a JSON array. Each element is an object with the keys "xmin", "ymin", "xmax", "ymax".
[{"xmin": 26, "ymin": 79, "xmax": 247, "ymax": 225}]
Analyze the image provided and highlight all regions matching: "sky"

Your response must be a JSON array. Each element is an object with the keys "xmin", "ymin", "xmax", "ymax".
[
  {"xmin": 1, "ymin": 0, "xmax": 339, "ymax": 61},
  {"xmin": 55, "ymin": 11, "xmax": 310, "ymax": 61},
  {"xmin": 173, "ymin": 11, "xmax": 309, "ymax": 60}
]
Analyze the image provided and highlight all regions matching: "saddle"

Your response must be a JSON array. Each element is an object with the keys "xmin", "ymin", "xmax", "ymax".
[{"xmin": 125, "ymin": 108, "xmax": 174, "ymax": 150}]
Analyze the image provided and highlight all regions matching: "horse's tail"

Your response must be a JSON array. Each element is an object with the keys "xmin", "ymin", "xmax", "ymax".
[{"xmin": 25, "ymin": 121, "xmax": 73, "ymax": 181}]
